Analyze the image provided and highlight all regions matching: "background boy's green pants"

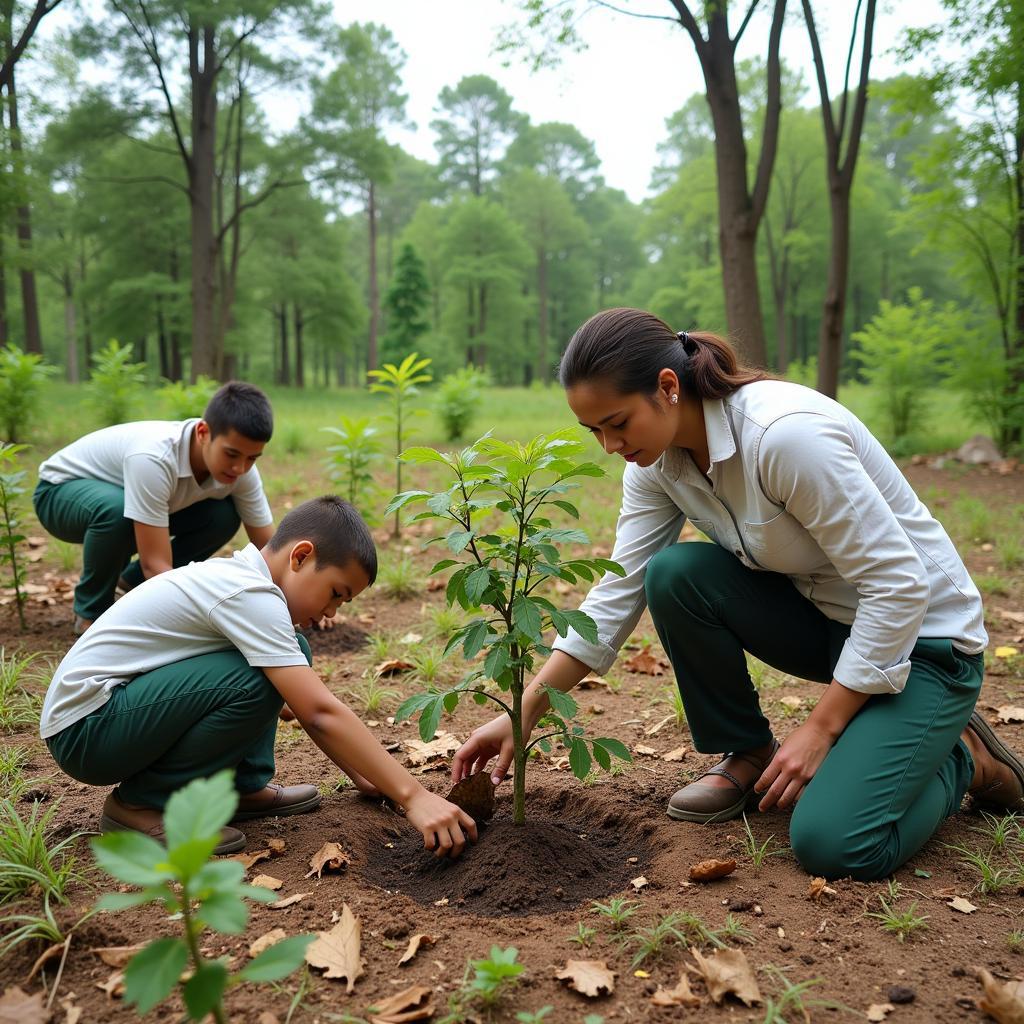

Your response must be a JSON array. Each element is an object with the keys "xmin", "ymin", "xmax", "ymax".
[
  {"xmin": 46, "ymin": 635, "xmax": 311, "ymax": 809},
  {"xmin": 645, "ymin": 542, "xmax": 983, "ymax": 881},
  {"xmin": 34, "ymin": 478, "xmax": 241, "ymax": 620}
]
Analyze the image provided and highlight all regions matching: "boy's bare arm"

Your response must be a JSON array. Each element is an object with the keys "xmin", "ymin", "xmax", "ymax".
[
  {"xmin": 133, "ymin": 522, "xmax": 174, "ymax": 578},
  {"xmin": 245, "ymin": 523, "xmax": 274, "ymax": 547},
  {"xmin": 263, "ymin": 664, "xmax": 477, "ymax": 857}
]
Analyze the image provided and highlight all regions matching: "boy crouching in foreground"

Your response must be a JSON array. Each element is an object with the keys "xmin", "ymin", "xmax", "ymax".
[{"xmin": 39, "ymin": 496, "xmax": 477, "ymax": 858}]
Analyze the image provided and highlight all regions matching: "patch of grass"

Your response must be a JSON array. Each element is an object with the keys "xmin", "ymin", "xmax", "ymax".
[
  {"xmin": 379, "ymin": 555, "xmax": 421, "ymax": 600},
  {"xmin": 1008, "ymin": 928, "xmax": 1024, "ymax": 953},
  {"xmin": 951, "ymin": 496, "xmax": 993, "ymax": 542},
  {"xmin": 350, "ymin": 674, "xmax": 401, "ymax": 715},
  {"xmin": 365, "ymin": 630, "xmax": 398, "ymax": 662},
  {"xmin": 741, "ymin": 813, "xmax": 787, "ymax": 873},
  {"xmin": 53, "ymin": 539, "xmax": 78, "ymax": 572},
  {"xmin": 591, "ymin": 896, "xmax": 639, "ymax": 930},
  {"xmin": 0, "ymin": 745, "xmax": 29, "ymax": 800},
  {"xmin": 969, "ymin": 811, "xmax": 1022, "ymax": 853},
  {"xmin": 974, "ymin": 573, "xmax": 1010, "ymax": 597},
  {"xmin": 427, "ymin": 604, "xmax": 464, "ymax": 641},
  {"xmin": 998, "ymin": 533, "xmax": 1024, "ymax": 570},
  {"xmin": 0, "ymin": 890, "xmax": 71, "ymax": 958},
  {"xmin": 410, "ymin": 645, "xmax": 448, "ymax": 686},
  {"xmin": 866, "ymin": 894, "xmax": 929, "ymax": 942},
  {"xmin": 0, "ymin": 647, "xmax": 48, "ymax": 732},
  {"xmin": 0, "ymin": 798, "xmax": 82, "ymax": 905},
  {"xmin": 568, "ymin": 922, "xmax": 597, "ymax": 947},
  {"xmin": 758, "ymin": 966, "xmax": 840, "ymax": 1023},
  {"xmin": 945, "ymin": 841, "xmax": 1018, "ymax": 895},
  {"xmin": 624, "ymin": 911, "xmax": 732, "ymax": 968}
]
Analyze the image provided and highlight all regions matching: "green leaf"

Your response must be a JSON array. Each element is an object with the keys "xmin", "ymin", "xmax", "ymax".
[
  {"xmin": 196, "ymin": 890, "xmax": 250, "ymax": 934},
  {"xmin": 420, "ymin": 696, "xmax": 444, "ymax": 741},
  {"xmin": 183, "ymin": 962, "xmax": 228, "ymax": 1020},
  {"xmin": 592, "ymin": 558, "xmax": 626, "ymax": 577},
  {"xmin": 542, "ymin": 686, "xmax": 578, "ymax": 721},
  {"xmin": 446, "ymin": 528, "xmax": 475, "ymax": 554},
  {"xmin": 592, "ymin": 743, "xmax": 611, "ymax": 771},
  {"xmin": 561, "ymin": 610, "xmax": 599, "ymax": 645},
  {"xmin": 484, "ymin": 642, "xmax": 509, "ymax": 681},
  {"xmin": 568, "ymin": 737, "xmax": 592, "ymax": 780},
  {"xmin": 593, "ymin": 738, "xmax": 632, "ymax": 762},
  {"xmin": 91, "ymin": 831, "xmax": 173, "ymax": 887},
  {"xmin": 400, "ymin": 447, "xmax": 450, "ymax": 465},
  {"xmin": 913, "ymin": 868, "xmax": 931, "ymax": 879},
  {"xmin": 442, "ymin": 690, "xmax": 461, "ymax": 713},
  {"xmin": 395, "ymin": 691, "xmax": 438, "ymax": 723},
  {"xmin": 163, "ymin": 770, "xmax": 237, "ymax": 851},
  {"xmin": 239, "ymin": 935, "xmax": 314, "ymax": 982},
  {"xmin": 384, "ymin": 490, "xmax": 430, "ymax": 517},
  {"xmin": 464, "ymin": 566, "xmax": 491, "ymax": 605},
  {"xmin": 427, "ymin": 490, "xmax": 454, "ymax": 515},
  {"xmin": 167, "ymin": 836, "xmax": 220, "ymax": 878},
  {"xmin": 96, "ymin": 888, "xmax": 165, "ymax": 912},
  {"xmin": 190, "ymin": 858, "xmax": 245, "ymax": 893},
  {"xmin": 512, "ymin": 594, "xmax": 543, "ymax": 643},
  {"xmin": 463, "ymin": 619, "xmax": 491, "ymax": 659},
  {"xmin": 123, "ymin": 938, "xmax": 189, "ymax": 1014},
  {"xmin": 549, "ymin": 499, "xmax": 580, "ymax": 518},
  {"xmin": 429, "ymin": 558, "xmax": 458, "ymax": 574},
  {"xmin": 548, "ymin": 608, "xmax": 570, "ymax": 637}
]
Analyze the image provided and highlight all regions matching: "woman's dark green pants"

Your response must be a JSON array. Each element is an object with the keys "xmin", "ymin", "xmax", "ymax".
[
  {"xmin": 644, "ymin": 542, "xmax": 983, "ymax": 881},
  {"xmin": 46, "ymin": 636, "xmax": 311, "ymax": 809}
]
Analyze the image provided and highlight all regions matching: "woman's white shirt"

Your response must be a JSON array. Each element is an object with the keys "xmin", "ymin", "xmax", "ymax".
[{"xmin": 551, "ymin": 380, "xmax": 987, "ymax": 695}]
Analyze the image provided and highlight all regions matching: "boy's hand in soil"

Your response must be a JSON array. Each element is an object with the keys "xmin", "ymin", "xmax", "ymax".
[
  {"xmin": 405, "ymin": 789, "xmax": 478, "ymax": 858},
  {"xmin": 453, "ymin": 715, "xmax": 516, "ymax": 786}
]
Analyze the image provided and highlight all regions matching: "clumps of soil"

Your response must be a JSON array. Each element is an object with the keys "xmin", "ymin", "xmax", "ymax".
[
  {"xmin": 363, "ymin": 789, "xmax": 654, "ymax": 917},
  {"xmin": 302, "ymin": 621, "xmax": 368, "ymax": 657}
]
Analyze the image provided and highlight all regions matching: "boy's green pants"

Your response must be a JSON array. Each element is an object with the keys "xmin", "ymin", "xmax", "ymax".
[
  {"xmin": 46, "ymin": 635, "xmax": 311, "ymax": 809},
  {"xmin": 645, "ymin": 542, "xmax": 983, "ymax": 881},
  {"xmin": 34, "ymin": 478, "xmax": 241, "ymax": 620}
]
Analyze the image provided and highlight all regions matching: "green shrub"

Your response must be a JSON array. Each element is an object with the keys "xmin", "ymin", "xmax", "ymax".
[
  {"xmin": 88, "ymin": 340, "xmax": 147, "ymax": 426},
  {"xmin": 157, "ymin": 376, "xmax": 219, "ymax": 420},
  {"xmin": 435, "ymin": 367, "xmax": 488, "ymax": 442},
  {"xmin": 0, "ymin": 344, "xmax": 55, "ymax": 443},
  {"xmin": 0, "ymin": 444, "xmax": 29, "ymax": 630},
  {"xmin": 322, "ymin": 416, "xmax": 381, "ymax": 523}
]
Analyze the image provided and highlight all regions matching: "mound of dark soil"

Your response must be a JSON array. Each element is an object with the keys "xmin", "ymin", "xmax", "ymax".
[
  {"xmin": 363, "ymin": 790, "xmax": 654, "ymax": 916},
  {"xmin": 302, "ymin": 620, "xmax": 368, "ymax": 657}
]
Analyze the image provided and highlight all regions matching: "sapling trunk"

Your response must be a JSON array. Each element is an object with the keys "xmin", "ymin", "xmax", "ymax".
[{"xmin": 511, "ymin": 671, "xmax": 526, "ymax": 826}]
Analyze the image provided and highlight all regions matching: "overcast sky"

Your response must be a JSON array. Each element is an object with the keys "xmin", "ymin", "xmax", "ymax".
[{"xmin": 36, "ymin": 0, "xmax": 949, "ymax": 202}]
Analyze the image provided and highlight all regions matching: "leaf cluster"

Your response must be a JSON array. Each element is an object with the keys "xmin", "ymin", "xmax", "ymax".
[
  {"xmin": 157, "ymin": 375, "xmax": 220, "ymax": 420},
  {"xmin": 322, "ymin": 416, "xmax": 382, "ymax": 523},
  {"xmin": 91, "ymin": 771, "xmax": 311, "ymax": 1021},
  {"xmin": 87, "ymin": 340, "xmax": 148, "ymax": 426},
  {"xmin": 0, "ymin": 344, "xmax": 55, "ymax": 443},
  {"xmin": 0, "ymin": 444, "xmax": 29, "ymax": 630}
]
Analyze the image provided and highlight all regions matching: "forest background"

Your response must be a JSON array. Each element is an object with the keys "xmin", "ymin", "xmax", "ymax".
[{"xmin": 0, "ymin": 0, "xmax": 1021, "ymax": 455}]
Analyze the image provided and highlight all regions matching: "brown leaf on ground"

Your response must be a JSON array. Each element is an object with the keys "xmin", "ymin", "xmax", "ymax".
[
  {"xmin": 25, "ymin": 942, "xmax": 65, "ymax": 981},
  {"xmin": 58, "ymin": 996, "xmax": 81, "ymax": 1024},
  {"xmin": 268, "ymin": 838, "xmax": 287, "ymax": 856},
  {"xmin": 251, "ymin": 874, "xmax": 284, "ymax": 891},
  {"xmin": 662, "ymin": 745, "xmax": 687, "ymax": 762},
  {"xmin": 866, "ymin": 1004, "xmax": 895, "ymax": 1022},
  {"xmin": 555, "ymin": 959, "xmax": 616, "ymax": 997},
  {"xmin": 257, "ymin": 1013, "xmax": 280, "ymax": 1024},
  {"xmin": 270, "ymin": 892, "xmax": 312, "ymax": 910},
  {"xmin": 689, "ymin": 858, "xmax": 737, "ymax": 882},
  {"xmin": 998, "ymin": 610, "xmax": 1024, "ymax": 626},
  {"xmin": 622, "ymin": 651, "xmax": 668, "ymax": 676},
  {"xmin": 688, "ymin": 948, "xmax": 762, "ymax": 1006},
  {"xmin": 90, "ymin": 945, "xmax": 145, "ymax": 968},
  {"xmin": 948, "ymin": 896, "xmax": 978, "ymax": 914},
  {"xmin": 978, "ymin": 970, "xmax": 1024, "ymax": 1024},
  {"xmin": 631, "ymin": 875, "xmax": 649, "ymax": 891},
  {"xmin": 578, "ymin": 674, "xmax": 609, "ymax": 689},
  {"xmin": 368, "ymin": 984, "xmax": 435, "ymax": 1024},
  {"xmin": 807, "ymin": 877, "xmax": 837, "ymax": 901},
  {"xmin": 96, "ymin": 971, "xmax": 126, "ymax": 999},
  {"xmin": 645, "ymin": 714, "xmax": 673, "ymax": 735},
  {"xmin": 650, "ymin": 972, "xmax": 701, "ymax": 1007},
  {"xmin": 402, "ymin": 733, "xmax": 461, "ymax": 767},
  {"xmin": 634, "ymin": 744, "xmax": 658, "ymax": 757},
  {"xmin": 0, "ymin": 986, "xmax": 49, "ymax": 1024},
  {"xmin": 426, "ymin": 577, "xmax": 446, "ymax": 592},
  {"xmin": 305, "ymin": 904, "xmax": 363, "ymax": 992},
  {"xmin": 399, "ymin": 934, "xmax": 438, "ymax": 966},
  {"xmin": 445, "ymin": 772, "xmax": 496, "ymax": 821},
  {"xmin": 996, "ymin": 706, "xmax": 1024, "ymax": 724},
  {"xmin": 249, "ymin": 929, "xmax": 288, "ymax": 958},
  {"xmin": 305, "ymin": 842, "xmax": 352, "ymax": 878},
  {"xmin": 226, "ymin": 848, "xmax": 271, "ymax": 871},
  {"xmin": 374, "ymin": 658, "xmax": 414, "ymax": 677}
]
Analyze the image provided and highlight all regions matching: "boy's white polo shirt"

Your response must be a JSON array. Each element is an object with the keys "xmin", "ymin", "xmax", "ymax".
[
  {"xmin": 40, "ymin": 545, "xmax": 308, "ymax": 740},
  {"xmin": 38, "ymin": 419, "xmax": 272, "ymax": 528}
]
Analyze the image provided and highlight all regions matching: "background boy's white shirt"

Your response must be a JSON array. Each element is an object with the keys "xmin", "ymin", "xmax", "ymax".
[
  {"xmin": 39, "ymin": 545, "xmax": 307, "ymax": 739},
  {"xmin": 552, "ymin": 380, "xmax": 987, "ymax": 695},
  {"xmin": 38, "ymin": 419, "xmax": 272, "ymax": 528}
]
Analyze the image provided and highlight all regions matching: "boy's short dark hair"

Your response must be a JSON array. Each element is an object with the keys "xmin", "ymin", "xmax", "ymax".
[
  {"xmin": 204, "ymin": 382, "xmax": 273, "ymax": 442},
  {"xmin": 267, "ymin": 496, "xmax": 377, "ymax": 584}
]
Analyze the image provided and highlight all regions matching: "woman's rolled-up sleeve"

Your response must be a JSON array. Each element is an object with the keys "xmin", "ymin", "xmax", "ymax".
[{"xmin": 552, "ymin": 465, "xmax": 686, "ymax": 675}]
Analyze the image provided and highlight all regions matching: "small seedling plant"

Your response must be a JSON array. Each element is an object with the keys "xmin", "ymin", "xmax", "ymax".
[
  {"xmin": 389, "ymin": 429, "xmax": 631, "ymax": 825},
  {"xmin": 91, "ymin": 771, "xmax": 312, "ymax": 1022},
  {"xmin": 0, "ymin": 344, "xmax": 54, "ymax": 443},
  {"xmin": 368, "ymin": 352, "xmax": 432, "ymax": 536},
  {"xmin": 322, "ymin": 415, "xmax": 382, "ymax": 524},
  {"xmin": 0, "ymin": 444, "xmax": 30, "ymax": 630},
  {"xmin": 88, "ymin": 340, "xmax": 147, "ymax": 425}
]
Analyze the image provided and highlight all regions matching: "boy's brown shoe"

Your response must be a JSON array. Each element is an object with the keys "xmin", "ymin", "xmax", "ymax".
[
  {"xmin": 965, "ymin": 711, "xmax": 1024, "ymax": 811},
  {"xmin": 667, "ymin": 740, "xmax": 780, "ymax": 824},
  {"xmin": 100, "ymin": 789, "xmax": 246, "ymax": 855},
  {"xmin": 232, "ymin": 782, "xmax": 321, "ymax": 822}
]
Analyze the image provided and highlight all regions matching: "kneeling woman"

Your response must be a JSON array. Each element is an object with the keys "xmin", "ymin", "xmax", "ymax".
[{"xmin": 452, "ymin": 307, "xmax": 1024, "ymax": 880}]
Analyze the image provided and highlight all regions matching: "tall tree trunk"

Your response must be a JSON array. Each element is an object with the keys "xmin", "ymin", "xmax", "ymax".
[
  {"xmin": 477, "ymin": 284, "xmax": 488, "ymax": 369},
  {"xmin": 277, "ymin": 303, "xmax": 289, "ymax": 385},
  {"xmin": 168, "ymin": 247, "xmax": 183, "ymax": 381},
  {"xmin": 294, "ymin": 303, "xmax": 304, "ymax": 388},
  {"xmin": 0, "ymin": 233, "xmax": 8, "ymax": 345},
  {"xmin": 188, "ymin": 23, "xmax": 219, "ymax": 380},
  {"xmin": 536, "ymin": 248, "xmax": 549, "ymax": 384},
  {"xmin": 367, "ymin": 179, "xmax": 379, "ymax": 370},
  {"xmin": 1008, "ymin": 81, "xmax": 1023, "ymax": 448},
  {"xmin": 156, "ymin": 299, "xmax": 169, "ymax": 380},
  {"xmin": 466, "ymin": 283, "xmax": 476, "ymax": 365},
  {"xmin": 213, "ymin": 79, "xmax": 243, "ymax": 377},
  {"xmin": 817, "ymin": 189, "xmax": 852, "ymax": 397},
  {"xmin": 4, "ymin": 61, "xmax": 42, "ymax": 353},
  {"xmin": 764, "ymin": 220, "xmax": 788, "ymax": 372},
  {"xmin": 63, "ymin": 266, "xmax": 79, "ymax": 382}
]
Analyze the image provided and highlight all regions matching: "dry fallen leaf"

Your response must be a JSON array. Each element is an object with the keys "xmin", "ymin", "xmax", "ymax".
[
  {"xmin": 555, "ymin": 960, "xmax": 616, "ymax": 997},
  {"xmin": 368, "ymin": 984, "xmax": 434, "ymax": 1024},
  {"xmin": 227, "ymin": 848, "xmax": 271, "ymax": 871},
  {"xmin": 402, "ymin": 733, "xmax": 462, "ymax": 767},
  {"xmin": 96, "ymin": 971, "xmax": 126, "ymax": 999},
  {"xmin": 305, "ymin": 842, "xmax": 352, "ymax": 878},
  {"xmin": 398, "ymin": 934, "xmax": 438, "ymax": 966},
  {"xmin": 305, "ymin": 903, "xmax": 363, "ymax": 992},
  {"xmin": 59, "ymin": 996, "xmax": 81, "ymax": 1024},
  {"xmin": 644, "ymin": 714, "xmax": 673, "ymax": 735},
  {"xmin": 688, "ymin": 947, "xmax": 762, "ymax": 1006},
  {"xmin": 998, "ymin": 610, "xmax": 1024, "ymax": 625},
  {"xmin": 996, "ymin": 706, "xmax": 1024, "ymax": 724},
  {"xmin": 268, "ymin": 838, "xmax": 287, "ymax": 856},
  {"xmin": 631, "ymin": 875, "xmax": 649, "ymax": 891},
  {"xmin": 251, "ymin": 874, "xmax": 284, "ymax": 891},
  {"xmin": 270, "ymin": 892, "xmax": 312, "ymax": 910},
  {"xmin": 978, "ymin": 969, "xmax": 1024, "ymax": 1024},
  {"xmin": 445, "ymin": 772, "xmax": 497, "ymax": 821},
  {"xmin": 0, "ymin": 986, "xmax": 49, "ymax": 1024},
  {"xmin": 650, "ymin": 971, "xmax": 701, "ymax": 1007},
  {"xmin": 249, "ymin": 929, "xmax": 288, "ymax": 958},
  {"xmin": 622, "ymin": 650, "xmax": 668, "ymax": 676},
  {"xmin": 947, "ymin": 896, "xmax": 978, "ymax": 914},
  {"xmin": 578, "ymin": 674, "xmax": 610, "ymax": 690},
  {"xmin": 634, "ymin": 744, "xmax": 659, "ymax": 757},
  {"xmin": 807, "ymin": 877, "xmax": 837, "ymax": 901},
  {"xmin": 866, "ymin": 1004, "xmax": 895, "ymax": 1022},
  {"xmin": 995, "ymin": 647, "xmax": 1020, "ymax": 659},
  {"xmin": 689, "ymin": 858, "xmax": 737, "ymax": 882},
  {"xmin": 662, "ymin": 745, "xmax": 687, "ymax": 762},
  {"xmin": 26, "ymin": 942, "xmax": 66, "ymax": 981},
  {"xmin": 399, "ymin": 632, "xmax": 423, "ymax": 645},
  {"xmin": 90, "ymin": 945, "xmax": 146, "ymax": 968},
  {"xmin": 375, "ymin": 658, "xmax": 415, "ymax": 677}
]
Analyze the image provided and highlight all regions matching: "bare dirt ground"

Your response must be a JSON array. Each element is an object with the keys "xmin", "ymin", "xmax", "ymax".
[{"xmin": 1, "ymin": 461, "xmax": 1022, "ymax": 1024}]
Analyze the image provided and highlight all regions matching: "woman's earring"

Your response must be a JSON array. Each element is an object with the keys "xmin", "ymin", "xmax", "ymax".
[{"xmin": 670, "ymin": 394, "xmax": 678, "ymax": 405}]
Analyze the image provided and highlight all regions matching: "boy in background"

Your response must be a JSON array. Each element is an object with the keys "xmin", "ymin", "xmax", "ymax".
[
  {"xmin": 40, "ymin": 496, "xmax": 477, "ymax": 857},
  {"xmin": 34, "ymin": 381, "xmax": 275, "ymax": 633}
]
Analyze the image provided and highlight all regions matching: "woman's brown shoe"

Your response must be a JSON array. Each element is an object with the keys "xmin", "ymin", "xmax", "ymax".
[
  {"xmin": 100, "ymin": 789, "xmax": 246, "ymax": 855},
  {"xmin": 965, "ymin": 712, "xmax": 1024, "ymax": 811},
  {"xmin": 667, "ymin": 740, "xmax": 780, "ymax": 824}
]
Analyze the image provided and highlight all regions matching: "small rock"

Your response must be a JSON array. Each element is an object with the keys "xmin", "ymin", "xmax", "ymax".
[
  {"xmin": 956, "ymin": 434, "xmax": 1002, "ymax": 465},
  {"xmin": 728, "ymin": 898, "xmax": 755, "ymax": 912},
  {"xmin": 950, "ymin": 966, "xmax": 969, "ymax": 978},
  {"xmin": 887, "ymin": 985, "xmax": 915, "ymax": 1004},
  {"xmin": 955, "ymin": 997, "xmax": 975, "ymax": 1011},
  {"xmin": 383, "ymin": 923, "xmax": 410, "ymax": 940},
  {"xmin": 800, "ymin": 954, "xmax": 816, "ymax": 965},
  {"xmin": 778, "ymin": 941, "xmax": 793, "ymax": 952}
]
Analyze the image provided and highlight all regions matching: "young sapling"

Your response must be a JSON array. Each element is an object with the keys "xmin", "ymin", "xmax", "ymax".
[{"xmin": 0, "ymin": 444, "xmax": 30, "ymax": 630}]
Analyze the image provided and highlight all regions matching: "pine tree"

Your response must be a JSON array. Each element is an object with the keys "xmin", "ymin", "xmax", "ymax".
[{"xmin": 381, "ymin": 243, "xmax": 430, "ymax": 365}]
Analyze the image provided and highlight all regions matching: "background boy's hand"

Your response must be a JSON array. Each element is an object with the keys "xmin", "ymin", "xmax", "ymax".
[
  {"xmin": 452, "ymin": 715, "xmax": 516, "ymax": 785},
  {"xmin": 405, "ymin": 790, "xmax": 477, "ymax": 858}
]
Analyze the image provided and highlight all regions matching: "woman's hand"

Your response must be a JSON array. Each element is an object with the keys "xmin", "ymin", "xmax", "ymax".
[
  {"xmin": 753, "ymin": 721, "xmax": 834, "ymax": 811},
  {"xmin": 451, "ymin": 714, "xmax": 517, "ymax": 786},
  {"xmin": 404, "ymin": 790, "xmax": 478, "ymax": 858}
]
